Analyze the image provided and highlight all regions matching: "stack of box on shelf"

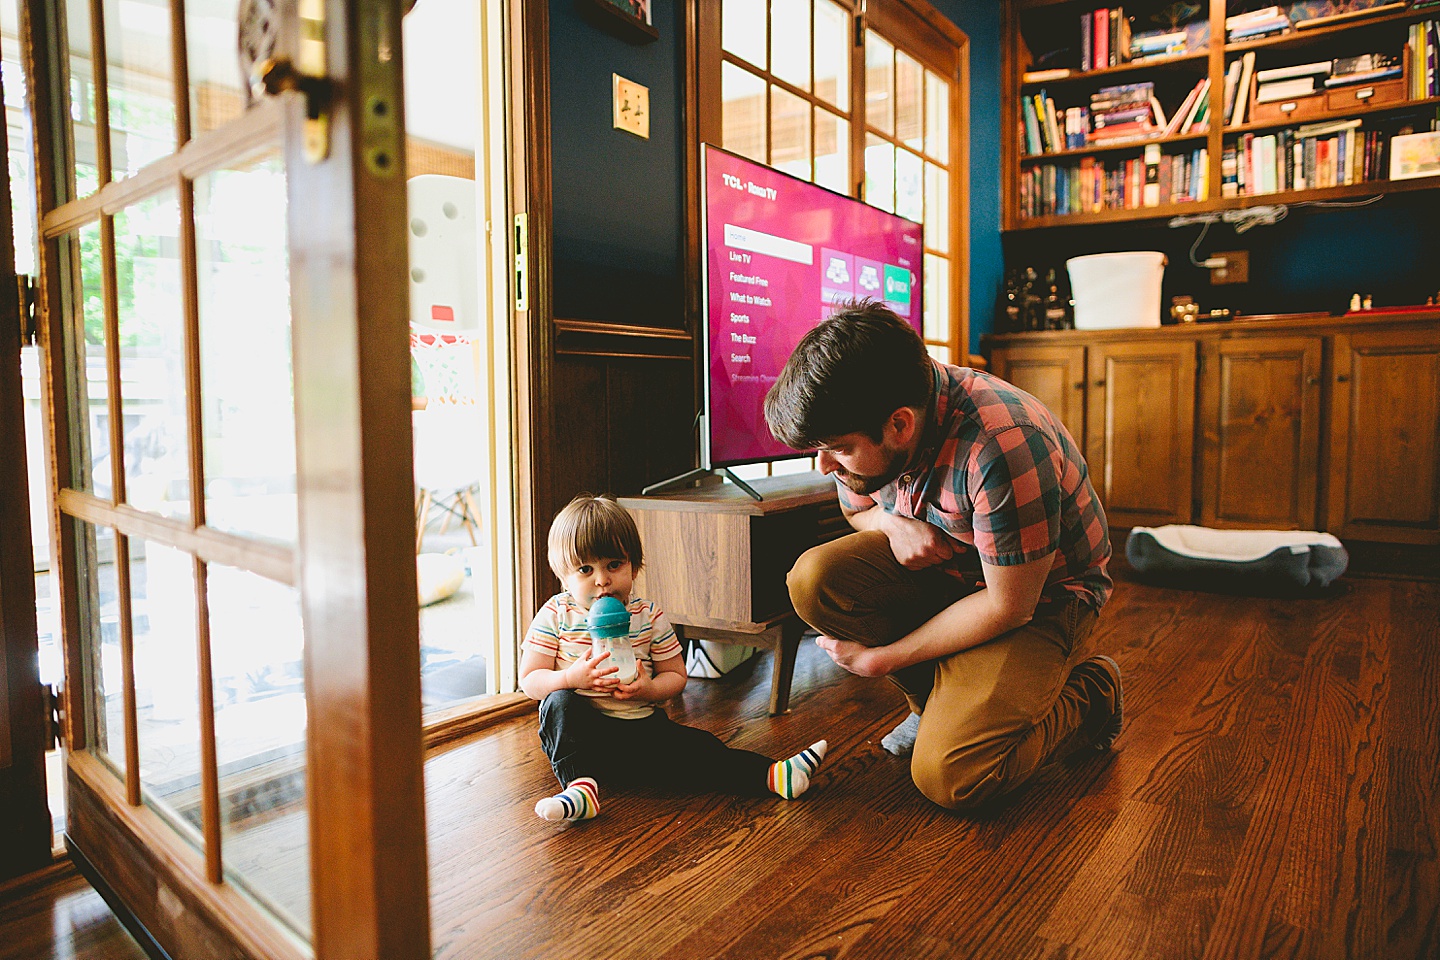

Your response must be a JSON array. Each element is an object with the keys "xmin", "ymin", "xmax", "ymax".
[{"xmin": 1225, "ymin": 5, "xmax": 1292, "ymax": 42}]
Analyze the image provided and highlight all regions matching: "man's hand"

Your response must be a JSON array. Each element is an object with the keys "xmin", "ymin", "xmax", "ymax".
[
  {"xmin": 816, "ymin": 635, "xmax": 891, "ymax": 677},
  {"xmin": 881, "ymin": 513, "xmax": 955, "ymax": 570}
]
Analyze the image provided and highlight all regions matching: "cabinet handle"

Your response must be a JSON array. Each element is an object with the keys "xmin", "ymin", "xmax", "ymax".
[
  {"xmin": 1094, "ymin": 379, "xmax": 1106, "ymax": 387},
  {"xmin": 1074, "ymin": 381, "xmax": 1085, "ymax": 390},
  {"xmin": 1336, "ymin": 373, "xmax": 1351, "ymax": 382},
  {"xmin": 1306, "ymin": 375, "xmax": 1319, "ymax": 385}
]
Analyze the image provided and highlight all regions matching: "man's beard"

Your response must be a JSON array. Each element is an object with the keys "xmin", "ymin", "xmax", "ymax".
[{"xmin": 832, "ymin": 445, "xmax": 908, "ymax": 496}]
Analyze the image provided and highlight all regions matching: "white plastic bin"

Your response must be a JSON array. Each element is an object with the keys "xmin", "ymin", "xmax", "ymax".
[{"xmin": 1066, "ymin": 252, "xmax": 1166, "ymax": 330}]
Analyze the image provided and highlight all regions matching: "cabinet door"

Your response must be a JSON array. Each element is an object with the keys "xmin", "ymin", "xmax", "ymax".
[
  {"xmin": 1327, "ymin": 329, "xmax": 1440, "ymax": 544},
  {"xmin": 1199, "ymin": 335, "xmax": 1323, "ymax": 530},
  {"xmin": 1085, "ymin": 339, "xmax": 1197, "ymax": 528},
  {"xmin": 990, "ymin": 344, "xmax": 1087, "ymax": 445}
]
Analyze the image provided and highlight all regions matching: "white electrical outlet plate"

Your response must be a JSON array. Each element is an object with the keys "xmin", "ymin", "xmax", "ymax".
[{"xmin": 613, "ymin": 74, "xmax": 650, "ymax": 139}]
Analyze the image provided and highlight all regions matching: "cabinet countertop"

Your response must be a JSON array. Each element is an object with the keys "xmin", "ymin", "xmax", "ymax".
[{"xmin": 984, "ymin": 308, "xmax": 1440, "ymax": 345}]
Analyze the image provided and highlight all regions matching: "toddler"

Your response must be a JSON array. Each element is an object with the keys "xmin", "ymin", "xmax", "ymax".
[{"xmin": 520, "ymin": 494, "xmax": 827, "ymax": 822}]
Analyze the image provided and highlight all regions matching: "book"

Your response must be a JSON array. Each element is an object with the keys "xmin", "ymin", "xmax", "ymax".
[
  {"xmin": 1256, "ymin": 76, "xmax": 1319, "ymax": 102},
  {"xmin": 1390, "ymin": 130, "xmax": 1440, "ymax": 180},
  {"xmin": 1094, "ymin": 7, "xmax": 1110, "ymax": 71},
  {"xmin": 1024, "ymin": 68, "xmax": 1074, "ymax": 83},
  {"xmin": 1180, "ymin": 78, "xmax": 1210, "ymax": 133},
  {"xmin": 1324, "ymin": 66, "xmax": 1402, "ymax": 86},
  {"xmin": 1080, "ymin": 11, "xmax": 1093, "ymax": 72},
  {"xmin": 1294, "ymin": 1, "xmax": 1405, "ymax": 30},
  {"xmin": 1143, "ymin": 142, "xmax": 1161, "ymax": 206},
  {"xmin": 1022, "ymin": 97, "xmax": 1042, "ymax": 153},
  {"xmin": 1255, "ymin": 61, "xmax": 1332, "ymax": 83},
  {"xmin": 1232, "ymin": 51, "xmax": 1257, "ymax": 126},
  {"xmin": 1225, "ymin": 6, "xmax": 1284, "ymax": 27},
  {"xmin": 1148, "ymin": 94, "xmax": 1168, "ymax": 131},
  {"xmin": 1222, "ymin": 58, "xmax": 1243, "ymax": 125},
  {"xmin": 1165, "ymin": 78, "xmax": 1204, "ymax": 136}
]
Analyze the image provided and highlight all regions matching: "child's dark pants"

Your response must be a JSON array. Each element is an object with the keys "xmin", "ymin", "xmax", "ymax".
[{"xmin": 539, "ymin": 689, "xmax": 774, "ymax": 796}]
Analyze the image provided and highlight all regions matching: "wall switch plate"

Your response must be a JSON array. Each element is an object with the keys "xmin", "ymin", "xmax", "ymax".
[
  {"xmin": 613, "ymin": 74, "xmax": 650, "ymax": 139},
  {"xmin": 1210, "ymin": 250, "xmax": 1249, "ymax": 284}
]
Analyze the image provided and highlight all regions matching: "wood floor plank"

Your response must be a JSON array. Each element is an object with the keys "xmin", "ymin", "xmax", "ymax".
[{"xmin": 414, "ymin": 573, "xmax": 1439, "ymax": 960}]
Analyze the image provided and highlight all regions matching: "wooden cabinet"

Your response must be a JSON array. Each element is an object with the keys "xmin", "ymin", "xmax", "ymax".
[
  {"xmin": 618, "ymin": 473, "xmax": 848, "ymax": 714},
  {"xmin": 986, "ymin": 311, "xmax": 1440, "ymax": 545},
  {"xmin": 1084, "ymin": 339, "xmax": 1197, "ymax": 528},
  {"xmin": 1326, "ymin": 327, "xmax": 1440, "ymax": 543},
  {"xmin": 1199, "ymin": 335, "xmax": 1323, "ymax": 530},
  {"xmin": 989, "ymin": 343, "xmax": 1087, "ymax": 444}
]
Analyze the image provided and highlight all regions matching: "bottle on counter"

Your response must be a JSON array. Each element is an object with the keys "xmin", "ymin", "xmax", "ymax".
[
  {"xmin": 1021, "ymin": 266, "xmax": 1043, "ymax": 331},
  {"xmin": 1002, "ymin": 269, "xmax": 1022, "ymax": 333},
  {"xmin": 1044, "ymin": 268, "xmax": 1068, "ymax": 330}
]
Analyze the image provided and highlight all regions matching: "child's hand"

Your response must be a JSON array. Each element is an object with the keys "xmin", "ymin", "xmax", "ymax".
[
  {"xmin": 565, "ymin": 648, "xmax": 620, "ymax": 692},
  {"xmin": 610, "ymin": 671, "xmax": 655, "ymax": 702}
]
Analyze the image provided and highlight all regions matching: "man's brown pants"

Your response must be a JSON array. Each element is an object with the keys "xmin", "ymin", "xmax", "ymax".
[{"xmin": 788, "ymin": 531, "xmax": 1104, "ymax": 811}]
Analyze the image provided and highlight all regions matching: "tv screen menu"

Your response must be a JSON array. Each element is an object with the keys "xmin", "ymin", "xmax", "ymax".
[{"xmin": 703, "ymin": 144, "xmax": 923, "ymax": 467}]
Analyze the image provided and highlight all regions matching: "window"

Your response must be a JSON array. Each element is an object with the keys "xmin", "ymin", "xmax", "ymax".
[{"xmin": 698, "ymin": 0, "xmax": 968, "ymax": 363}]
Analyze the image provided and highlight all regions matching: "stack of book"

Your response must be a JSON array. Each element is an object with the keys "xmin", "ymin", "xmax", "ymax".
[
  {"xmin": 1223, "ymin": 52, "xmax": 1256, "ymax": 125},
  {"xmin": 1088, "ymin": 82, "xmax": 1158, "ymax": 142},
  {"xmin": 1079, "ymin": 7, "xmax": 1133, "ymax": 71},
  {"xmin": 1407, "ymin": 20, "xmax": 1440, "ymax": 100},
  {"xmin": 1226, "ymin": 6, "xmax": 1291, "ymax": 42},
  {"xmin": 1254, "ymin": 61, "xmax": 1331, "ymax": 104},
  {"xmin": 1163, "ymin": 77, "xmax": 1211, "ymax": 136},
  {"xmin": 1324, "ymin": 53, "xmax": 1403, "ymax": 88},
  {"xmin": 1021, "ymin": 90, "xmax": 1093, "ymax": 155},
  {"xmin": 1223, "ymin": 118, "xmax": 1387, "ymax": 197},
  {"xmin": 1018, "ymin": 146, "xmax": 1209, "ymax": 219},
  {"xmin": 1129, "ymin": 28, "xmax": 1188, "ymax": 60}
]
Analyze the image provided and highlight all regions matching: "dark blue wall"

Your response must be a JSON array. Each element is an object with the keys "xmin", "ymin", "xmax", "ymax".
[
  {"xmin": 549, "ymin": 0, "xmax": 686, "ymax": 327},
  {"xmin": 927, "ymin": 0, "xmax": 1003, "ymax": 355},
  {"xmin": 548, "ymin": 0, "xmax": 1007, "ymax": 352}
]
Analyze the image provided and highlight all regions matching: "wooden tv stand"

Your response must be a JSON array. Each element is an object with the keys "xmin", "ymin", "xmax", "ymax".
[{"xmin": 618, "ymin": 472, "xmax": 848, "ymax": 714}]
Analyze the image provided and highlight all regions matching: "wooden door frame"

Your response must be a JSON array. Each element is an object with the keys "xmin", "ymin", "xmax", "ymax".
[
  {"xmin": 19, "ymin": 0, "xmax": 431, "ymax": 956},
  {"xmin": 0, "ymin": 48, "xmax": 53, "ymax": 880}
]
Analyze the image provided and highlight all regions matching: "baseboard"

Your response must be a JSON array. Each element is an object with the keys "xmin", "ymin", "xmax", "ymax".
[{"xmin": 65, "ymin": 837, "xmax": 174, "ymax": 960}]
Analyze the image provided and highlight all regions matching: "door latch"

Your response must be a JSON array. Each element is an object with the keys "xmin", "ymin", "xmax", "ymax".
[{"xmin": 44, "ymin": 684, "xmax": 62, "ymax": 750}]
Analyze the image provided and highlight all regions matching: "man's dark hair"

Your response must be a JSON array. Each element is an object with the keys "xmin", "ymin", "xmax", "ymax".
[{"xmin": 764, "ymin": 299, "xmax": 933, "ymax": 449}]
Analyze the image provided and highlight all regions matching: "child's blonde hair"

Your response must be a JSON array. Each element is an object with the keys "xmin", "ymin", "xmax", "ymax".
[{"xmin": 547, "ymin": 494, "xmax": 644, "ymax": 578}]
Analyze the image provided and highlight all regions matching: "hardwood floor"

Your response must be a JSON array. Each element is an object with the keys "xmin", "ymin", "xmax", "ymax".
[
  {"xmin": 0, "ymin": 865, "xmax": 146, "ymax": 960},
  {"xmin": 424, "ymin": 569, "xmax": 1439, "ymax": 960},
  {"xmin": 7, "ymin": 569, "xmax": 1436, "ymax": 959}
]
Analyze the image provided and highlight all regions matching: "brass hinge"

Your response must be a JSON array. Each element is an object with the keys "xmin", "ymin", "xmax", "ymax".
[
  {"xmin": 513, "ymin": 213, "xmax": 529, "ymax": 313},
  {"xmin": 16, "ymin": 274, "xmax": 36, "ymax": 346},
  {"xmin": 854, "ymin": 3, "xmax": 865, "ymax": 46},
  {"xmin": 44, "ymin": 685, "xmax": 62, "ymax": 750}
]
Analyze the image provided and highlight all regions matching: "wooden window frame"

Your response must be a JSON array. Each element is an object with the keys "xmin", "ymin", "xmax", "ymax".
[{"xmin": 688, "ymin": 0, "xmax": 969, "ymax": 364}]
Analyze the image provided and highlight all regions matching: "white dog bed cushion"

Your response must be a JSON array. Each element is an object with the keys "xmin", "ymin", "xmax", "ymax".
[{"xmin": 1126, "ymin": 525, "xmax": 1348, "ymax": 593}]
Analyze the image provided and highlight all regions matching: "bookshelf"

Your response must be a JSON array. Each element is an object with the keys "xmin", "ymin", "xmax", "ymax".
[{"xmin": 1003, "ymin": 0, "xmax": 1440, "ymax": 229}]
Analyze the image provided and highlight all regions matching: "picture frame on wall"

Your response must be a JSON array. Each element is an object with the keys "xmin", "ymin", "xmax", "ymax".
[{"xmin": 585, "ymin": 0, "xmax": 659, "ymax": 42}]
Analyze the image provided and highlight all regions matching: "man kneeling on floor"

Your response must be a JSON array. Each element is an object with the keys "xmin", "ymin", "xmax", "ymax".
[{"xmin": 763, "ymin": 299, "xmax": 1123, "ymax": 812}]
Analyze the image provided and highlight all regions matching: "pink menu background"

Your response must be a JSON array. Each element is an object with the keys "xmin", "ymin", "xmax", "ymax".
[{"xmin": 704, "ymin": 145, "xmax": 923, "ymax": 466}]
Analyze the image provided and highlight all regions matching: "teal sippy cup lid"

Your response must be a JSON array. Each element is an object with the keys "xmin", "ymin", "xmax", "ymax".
[{"xmin": 587, "ymin": 595, "xmax": 630, "ymax": 637}]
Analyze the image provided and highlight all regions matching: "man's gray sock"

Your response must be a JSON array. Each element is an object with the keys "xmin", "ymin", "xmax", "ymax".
[{"xmin": 881, "ymin": 712, "xmax": 922, "ymax": 756}]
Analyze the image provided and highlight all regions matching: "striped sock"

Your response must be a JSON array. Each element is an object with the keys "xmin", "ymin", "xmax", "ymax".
[
  {"xmin": 767, "ymin": 740, "xmax": 828, "ymax": 800},
  {"xmin": 535, "ymin": 777, "xmax": 599, "ymax": 822}
]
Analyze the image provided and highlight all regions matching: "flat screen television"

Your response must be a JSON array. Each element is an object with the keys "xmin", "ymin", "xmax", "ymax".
[{"xmin": 699, "ymin": 144, "xmax": 924, "ymax": 472}]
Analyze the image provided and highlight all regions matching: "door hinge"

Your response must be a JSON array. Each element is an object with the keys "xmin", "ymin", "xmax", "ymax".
[
  {"xmin": 16, "ymin": 274, "xmax": 36, "ymax": 346},
  {"xmin": 44, "ymin": 685, "xmax": 62, "ymax": 750},
  {"xmin": 513, "ymin": 213, "xmax": 529, "ymax": 313},
  {"xmin": 854, "ymin": 4, "xmax": 865, "ymax": 46}
]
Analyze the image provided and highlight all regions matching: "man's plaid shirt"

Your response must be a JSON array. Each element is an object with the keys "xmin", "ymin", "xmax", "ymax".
[{"xmin": 834, "ymin": 360, "xmax": 1112, "ymax": 609}]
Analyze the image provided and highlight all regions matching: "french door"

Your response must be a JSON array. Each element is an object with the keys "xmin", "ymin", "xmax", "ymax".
[{"xmin": 16, "ymin": 0, "xmax": 431, "ymax": 956}]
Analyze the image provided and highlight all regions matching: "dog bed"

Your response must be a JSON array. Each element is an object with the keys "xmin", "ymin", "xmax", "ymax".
[{"xmin": 1125, "ymin": 525, "xmax": 1348, "ymax": 593}]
